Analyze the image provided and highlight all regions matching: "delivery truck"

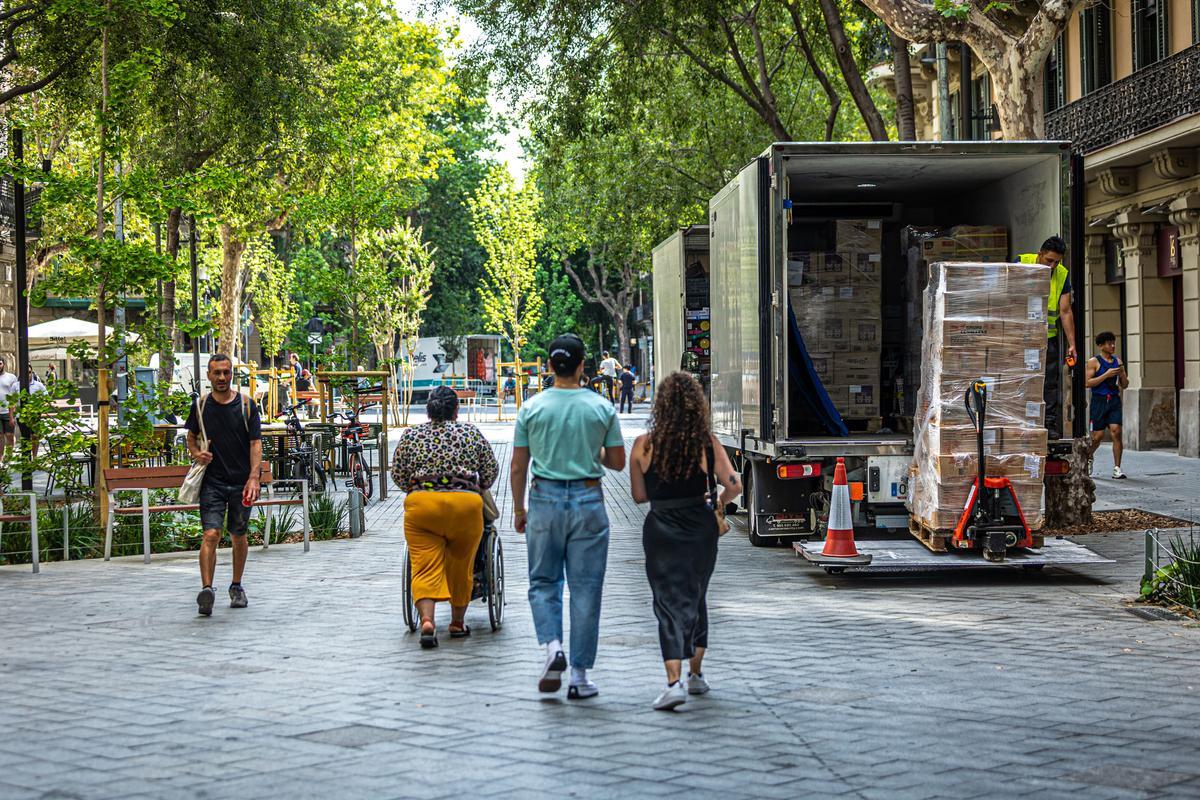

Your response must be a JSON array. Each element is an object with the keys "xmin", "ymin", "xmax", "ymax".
[{"xmin": 652, "ymin": 141, "xmax": 1087, "ymax": 547}]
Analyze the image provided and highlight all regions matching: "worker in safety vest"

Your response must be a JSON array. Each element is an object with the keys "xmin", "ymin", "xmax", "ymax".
[{"xmin": 1019, "ymin": 235, "xmax": 1076, "ymax": 439}]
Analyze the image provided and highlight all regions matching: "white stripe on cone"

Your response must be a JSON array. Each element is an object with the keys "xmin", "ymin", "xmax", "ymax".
[{"xmin": 828, "ymin": 481, "xmax": 853, "ymax": 532}]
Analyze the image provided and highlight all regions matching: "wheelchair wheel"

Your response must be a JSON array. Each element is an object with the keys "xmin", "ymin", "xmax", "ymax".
[
  {"xmin": 484, "ymin": 527, "xmax": 504, "ymax": 631},
  {"xmin": 401, "ymin": 542, "xmax": 419, "ymax": 633}
]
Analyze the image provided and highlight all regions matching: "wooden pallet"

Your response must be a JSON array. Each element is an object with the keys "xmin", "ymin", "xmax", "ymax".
[
  {"xmin": 843, "ymin": 416, "xmax": 883, "ymax": 434},
  {"xmin": 908, "ymin": 517, "xmax": 949, "ymax": 552}
]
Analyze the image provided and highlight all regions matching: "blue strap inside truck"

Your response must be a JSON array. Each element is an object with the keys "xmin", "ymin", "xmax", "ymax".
[{"xmin": 787, "ymin": 301, "xmax": 848, "ymax": 437}]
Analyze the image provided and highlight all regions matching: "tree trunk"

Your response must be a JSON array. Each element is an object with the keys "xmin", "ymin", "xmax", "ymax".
[
  {"xmin": 1044, "ymin": 437, "xmax": 1096, "ymax": 528},
  {"xmin": 890, "ymin": 31, "xmax": 916, "ymax": 140},
  {"xmin": 991, "ymin": 51, "xmax": 1045, "ymax": 138},
  {"xmin": 786, "ymin": 2, "xmax": 843, "ymax": 141},
  {"xmin": 217, "ymin": 224, "xmax": 247, "ymax": 358},
  {"xmin": 816, "ymin": 0, "xmax": 890, "ymax": 141},
  {"xmin": 157, "ymin": 207, "xmax": 181, "ymax": 384},
  {"xmin": 615, "ymin": 313, "xmax": 631, "ymax": 367}
]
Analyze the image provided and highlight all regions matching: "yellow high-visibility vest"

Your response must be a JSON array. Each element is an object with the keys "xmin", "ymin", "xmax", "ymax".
[{"xmin": 1019, "ymin": 253, "xmax": 1069, "ymax": 339}]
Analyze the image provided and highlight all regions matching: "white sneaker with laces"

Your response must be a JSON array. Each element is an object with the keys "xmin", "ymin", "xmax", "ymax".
[
  {"xmin": 685, "ymin": 672, "xmax": 710, "ymax": 695},
  {"xmin": 652, "ymin": 682, "xmax": 688, "ymax": 711},
  {"xmin": 1113, "ymin": 466, "xmax": 1127, "ymax": 479},
  {"xmin": 539, "ymin": 650, "xmax": 567, "ymax": 693}
]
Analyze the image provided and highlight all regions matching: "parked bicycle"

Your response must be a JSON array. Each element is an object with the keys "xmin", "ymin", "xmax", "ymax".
[
  {"xmin": 281, "ymin": 401, "xmax": 328, "ymax": 494},
  {"xmin": 331, "ymin": 408, "xmax": 373, "ymax": 501}
]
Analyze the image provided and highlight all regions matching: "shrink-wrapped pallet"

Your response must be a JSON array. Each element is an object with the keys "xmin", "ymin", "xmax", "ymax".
[{"xmin": 908, "ymin": 261, "xmax": 1050, "ymax": 531}]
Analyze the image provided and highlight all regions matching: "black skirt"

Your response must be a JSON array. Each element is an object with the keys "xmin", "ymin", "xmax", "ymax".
[{"xmin": 643, "ymin": 500, "xmax": 719, "ymax": 661}]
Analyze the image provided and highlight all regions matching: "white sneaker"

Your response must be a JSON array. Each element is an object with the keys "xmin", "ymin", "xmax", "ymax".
[
  {"xmin": 1113, "ymin": 466, "xmax": 1127, "ymax": 479},
  {"xmin": 652, "ymin": 682, "xmax": 688, "ymax": 711},
  {"xmin": 568, "ymin": 679, "xmax": 599, "ymax": 699},
  {"xmin": 538, "ymin": 650, "xmax": 567, "ymax": 693},
  {"xmin": 685, "ymin": 672, "xmax": 710, "ymax": 695}
]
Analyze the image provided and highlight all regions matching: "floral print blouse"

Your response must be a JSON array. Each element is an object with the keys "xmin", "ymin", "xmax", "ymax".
[{"xmin": 391, "ymin": 421, "xmax": 498, "ymax": 493}]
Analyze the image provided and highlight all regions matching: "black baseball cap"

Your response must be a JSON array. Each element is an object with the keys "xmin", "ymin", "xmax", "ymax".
[{"xmin": 548, "ymin": 333, "xmax": 585, "ymax": 374}]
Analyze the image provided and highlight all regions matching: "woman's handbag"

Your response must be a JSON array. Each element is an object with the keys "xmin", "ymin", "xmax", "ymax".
[
  {"xmin": 480, "ymin": 488, "xmax": 500, "ymax": 522},
  {"xmin": 706, "ymin": 445, "xmax": 731, "ymax": 536},
  {"xmin": 178, "ymin": 394, "xmax": 209, "ymax": 504}
]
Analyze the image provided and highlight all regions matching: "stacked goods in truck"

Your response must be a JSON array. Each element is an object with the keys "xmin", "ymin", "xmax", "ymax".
[
  {"xmin": 908, "ymin": 261, "xmax": 1050, "ymax": 531},
  {"xmin": 900, "ymin": 225, "xmax": 1010, "ymax": 417},
  {"xmin": 786, "ymin": 219, "xmax": 883, "ymax": 421}
]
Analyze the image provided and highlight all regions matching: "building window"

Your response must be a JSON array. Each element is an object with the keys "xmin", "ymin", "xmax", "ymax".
[
  {"xmin": 1044, "ymin": 36, "xmax": 1065, "ymax": 113},
  {"xmin": 948, "ymin": 91, "xmax": 962, "ymax": 140},
  {"xmin": 971, "ymin": 73, "xmax": 992, "ymax": 139},
  {"xmin": 1133, "ymin": 0, "xmax": 1169, "ymax": 69},
  {"xmin": 1081, "ymin": 2, "xmax": 1113, "ymax": 94}
]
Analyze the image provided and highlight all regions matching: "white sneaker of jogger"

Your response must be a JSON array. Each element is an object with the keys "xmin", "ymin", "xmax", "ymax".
[{"xmin": 653, "ymin": 682, "xmax": 688, "ymax": 711}]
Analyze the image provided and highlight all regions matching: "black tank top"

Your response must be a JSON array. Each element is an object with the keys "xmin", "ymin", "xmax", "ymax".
[{"xmin": 644, "ymin": 446, "xmax": 713, "ymax": 501}]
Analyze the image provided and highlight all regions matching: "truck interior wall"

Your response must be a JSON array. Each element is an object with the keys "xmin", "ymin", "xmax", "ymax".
[
  {"xmin": 783, "ymin": 155, "xmax": 1064, "ymax": 440},
  {"xmin": 651, "ymin": 235, "xmax": 685, "ymax": 389}
]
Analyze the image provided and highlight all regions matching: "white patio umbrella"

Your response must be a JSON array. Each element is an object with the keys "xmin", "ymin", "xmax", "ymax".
[{"xmin": 27, "ymin": 317, "xmax": 139, "ymax": 347}]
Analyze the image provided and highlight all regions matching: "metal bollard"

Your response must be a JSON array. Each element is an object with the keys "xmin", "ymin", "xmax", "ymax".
[{"xmin": 348, "ymin": 488, "xmax": 363, "ymax": 538}]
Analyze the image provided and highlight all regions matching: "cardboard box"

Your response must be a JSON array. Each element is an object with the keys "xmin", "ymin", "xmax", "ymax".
[
  {"xmin": 835, "ymin": 353, "xmax": 881, "ymax": 385},
  {"xmin": 1004, "ymin": 319, "xmax": 1048, "ymax": 350},
  {"xmin": 848, "ymin": 318, "xmax": 881, "ymax": 351},
  {"xmin": 837, "ymin": 219, "xmax": 883, "ymax": 253},
  {"xmin": 934, "ymin": 453, "xmax": 1045, "ymax": 481},
  {"xmin": 845, "ymin": 382, "xmax": 880, "ymax": 417},
  {"xmin": 809, "ymin": 352, "xmax": 834, "ymax": 383},
  {"xmin": 942, "ymin": 319, "xmax": 1005, "ymax": 349},
  {"xmin": 1003, "ymin": 427, "xmax": 1049, "ymax": 455}
]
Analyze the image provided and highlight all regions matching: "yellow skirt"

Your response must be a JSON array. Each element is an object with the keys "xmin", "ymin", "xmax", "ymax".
[{"xmin": 404, "ymin": 490, "xmax": 484, "ymax": 605}]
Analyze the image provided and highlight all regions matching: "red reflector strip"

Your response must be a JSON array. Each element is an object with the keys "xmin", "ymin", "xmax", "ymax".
[
  {"xmin": 1045, "ymin": 458, "xmax": 1070, "ymax": 476},
  {"xmin": 777, "ymin": 463, "xmax": 821, "ymax": 479}
]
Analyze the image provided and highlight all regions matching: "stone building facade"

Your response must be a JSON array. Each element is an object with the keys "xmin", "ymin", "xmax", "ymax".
[{"xmin": 873, "ymin": 1, "xmax": 1200, "ymax": 456}]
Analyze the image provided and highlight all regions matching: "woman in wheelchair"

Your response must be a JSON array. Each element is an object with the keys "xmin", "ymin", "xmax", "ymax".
[{"xmin": 391, "ymin": 386, "xmax": 499, "ymax": 648}]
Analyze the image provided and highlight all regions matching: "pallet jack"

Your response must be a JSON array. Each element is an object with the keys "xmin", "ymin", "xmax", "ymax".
[{"xmin": 951, "ymin": 380, "xmax": 1034, "ymax": 562}]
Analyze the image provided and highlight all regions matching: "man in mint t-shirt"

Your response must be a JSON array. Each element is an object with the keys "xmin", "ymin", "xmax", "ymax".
[{"xmin": 510, "ymin": 333, "xmax": 625, "ymax": 699}]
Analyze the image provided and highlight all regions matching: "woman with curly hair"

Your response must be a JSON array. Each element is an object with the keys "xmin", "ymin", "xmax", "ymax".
[{"xmin": 629, "ymin": 372, "xmax": 741, "ymax": 710}]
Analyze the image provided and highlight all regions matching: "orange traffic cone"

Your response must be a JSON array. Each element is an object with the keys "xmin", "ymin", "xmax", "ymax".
[{"xmin": 822, "ymin": 457, "xmax": 861, "ymax": 558}]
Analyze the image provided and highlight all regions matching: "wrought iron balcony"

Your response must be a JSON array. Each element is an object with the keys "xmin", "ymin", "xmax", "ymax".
[
  {"xmin": 0, "ymin": 176, "xmax": 43, "ymax": 242},
  {"xmin": 1046, "ymin": 44, "xmax": 1200, "ymax": 154}
]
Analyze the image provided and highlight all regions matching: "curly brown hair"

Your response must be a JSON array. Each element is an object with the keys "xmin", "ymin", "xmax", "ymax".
[{"xmin": 649, "ymin": 372, "xmax": 711, "ymax": 482}]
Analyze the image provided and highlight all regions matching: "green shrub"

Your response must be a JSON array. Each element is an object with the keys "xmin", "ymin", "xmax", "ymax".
[
  {"xmin": 309, "ymin": 494, "xmax": 348, "ymax": 540},
  {"xmin": 1141, "ymin": 532, "xmax": 1200, "ymax": 610}
]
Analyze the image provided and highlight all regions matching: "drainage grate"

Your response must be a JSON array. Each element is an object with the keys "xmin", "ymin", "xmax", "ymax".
[
  {"xmin": 295, "ymin": 724, "xmax": 407, "ymax": 747},
  {"xmin": 1125, "ymin": 606, "xmax": 1183, "ymax": 622}
]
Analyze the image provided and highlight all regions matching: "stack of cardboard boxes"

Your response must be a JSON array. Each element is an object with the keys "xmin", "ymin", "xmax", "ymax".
[
  {"xmin": 908, "ymin": 261, "xmax": 1051, "ymax": 531},
  {"xmin": 901, "ymin": 226, "xmax": 1009, "ymax": 418},
  {"xmin": 788, "ymin": 219, "xmax": 883, "ymax": 420}
]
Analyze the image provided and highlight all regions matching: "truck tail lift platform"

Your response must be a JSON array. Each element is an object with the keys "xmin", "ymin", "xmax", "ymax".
[{"xmin": 796, "ymin": 381, "xmax": 1113, "ymax": 575}]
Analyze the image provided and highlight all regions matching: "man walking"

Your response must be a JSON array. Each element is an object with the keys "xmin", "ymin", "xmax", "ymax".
[
  {"xmin": 185, "ymin": 354, "xmax": 263, "ymax": 616},
  {"xmin": 0, "ymin": 358, "xmax": 20, "ymax": 463},
  {"xmin": 598, "ymin": 351, "xmax": 620, "ymax": 404},
  {"xmin": 1019, "ymin": 236, "xmax": 1076, "ymax": 439},
  {"xmin": 617, "ymin": 365, "xmax": 636, "ymax": 414},
  {"xmin": 1086, "ymin": 331, "xmax": 1128, "ymax": 479},
  {"xmin": 510, "ymin": 334, "xmax": 625, "ymax": 699}
]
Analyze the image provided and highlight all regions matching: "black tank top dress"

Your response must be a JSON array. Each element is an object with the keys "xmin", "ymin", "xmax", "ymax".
[{"xmin": 642, "ymin": 448, "xmax": 720, "ymax": 662}]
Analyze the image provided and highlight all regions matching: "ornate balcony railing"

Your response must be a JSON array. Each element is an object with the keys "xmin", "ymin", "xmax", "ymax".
[
  {"xmin": 1046, "ymin": 44, "xmax": 1200, "ymax": 154},
  {"xmin": 0, "ymin": 176, "xmax": 43, "ymax": 242}
]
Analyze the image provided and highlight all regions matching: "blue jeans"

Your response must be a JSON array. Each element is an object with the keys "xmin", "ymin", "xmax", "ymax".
[{"xmin": 525, "ymin": 478, "xmax": 610, "ymax": 669}]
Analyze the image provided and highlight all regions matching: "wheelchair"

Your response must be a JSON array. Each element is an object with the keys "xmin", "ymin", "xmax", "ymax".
[{"xmin": 402, "ymin": 522, "xmax": 505, "ymax": 633}]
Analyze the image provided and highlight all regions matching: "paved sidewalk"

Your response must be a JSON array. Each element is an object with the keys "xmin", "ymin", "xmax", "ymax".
[
  {"xmin": 1089, "ymin": 442, "xmax": 1200, "ymax": 522},
  {"xmin": 2, "ymin": 411, "xmax": 1200, "ymax": 799}
]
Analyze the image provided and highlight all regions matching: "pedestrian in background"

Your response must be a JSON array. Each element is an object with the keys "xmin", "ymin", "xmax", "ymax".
[
  {"xmin": 1086, "ymin": 331, "xmax": 1128, "ymax": 479},
  {"xmin": 629, "ymin": 372, "xmax": 740, "ymax": 710},
  {"xmin": 598, "ymin": 351, "xmax": 620, "ymax": 403},
  {"xmin": 21, "ymin": 367, "xmax": 47, "ymax": 458},
  {"xmin": 0, "ymin": 358, "xmax": 20, "ymax": 463},
  {"xmin": 510, "ymin": 333, "xmax": 625, "ymax": 699},
  {"xmin": 617, "ymin": 365, "xmax": 636, "ymax": 414},
  {"xmin": 392, "ymin": 386, "xmax": 498, "ymax": 648}
]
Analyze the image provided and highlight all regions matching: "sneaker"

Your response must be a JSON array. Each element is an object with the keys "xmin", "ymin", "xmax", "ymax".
[
  {"xmin": 538, "ymin": 650, "xmax": 567, "ymax": 693},
  {"xmin": 568, "ymin": 680, "xmax": 599, "ymax": 700},
  {"xmin": 653, "ymin": 682, "xmax": 688, "ymax": 711},
  {"xmin": 1113, "ymin": 466, "xmax": 1127, "ymax": 479},
  {"xmin": 229, "ymin": 583, "xmax": 248, "ymax": 609},
  {"xmin": 686, "ymin": 672, "xmax": 710, "ymax": 695},
  {"xmin": 197, "ymin": 586, "xmax": 214, "ymax": 617}
]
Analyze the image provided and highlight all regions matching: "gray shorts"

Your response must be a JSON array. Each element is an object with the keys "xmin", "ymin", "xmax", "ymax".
[{"xmin": 199, "ymin": 479, "xmax": 252, "ymax": 536}]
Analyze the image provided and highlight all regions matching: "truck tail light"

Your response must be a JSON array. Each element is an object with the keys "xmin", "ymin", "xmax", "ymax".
[
  {"xmin": 777, "ymin": 463, "xmax": 821, "ymax": 480},
  {"xmin": 1045, "ymin": 458, "xmax": 1070, "ymax": 476}
]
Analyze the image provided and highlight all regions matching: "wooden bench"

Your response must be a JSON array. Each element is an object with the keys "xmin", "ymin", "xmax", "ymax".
[
  {"xmin": 0, "ymin": 492, "xmax": 39, "ymax": 574},
  {"xmin": 103, "ymin": 465, "xmax": 313, "ymax": 564}
]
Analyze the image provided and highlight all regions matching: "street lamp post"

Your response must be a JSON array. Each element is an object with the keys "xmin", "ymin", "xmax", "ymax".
[
  {"xmin": 189, "ymin": 215, "xmax": 201, "ymax": 395},
  {"xmin": 12, "ymin": 128, "xmax": 32, "ymax": 490}
]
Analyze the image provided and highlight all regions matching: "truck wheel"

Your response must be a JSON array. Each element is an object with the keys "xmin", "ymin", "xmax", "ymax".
[{"xmin": 747, "ymin": 473, "xmax": 769, "ymax": 547}]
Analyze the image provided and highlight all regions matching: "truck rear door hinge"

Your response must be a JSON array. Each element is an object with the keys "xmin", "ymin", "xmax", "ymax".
[
  {"xmin": 772, "ymin": 289, "xmax": 780, "ymax": 307},
  {"xmin": 770, "ymin": 172, "xmax": 778, "ymax": 190}
]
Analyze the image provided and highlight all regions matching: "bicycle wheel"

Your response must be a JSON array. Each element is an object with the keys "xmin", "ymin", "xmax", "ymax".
[
  {"xmin": 401, "ymin": 543, "xmax": 418, "ymax": 632},
  {"xmin": 485, "ymin": 529, "xmax": 504, "ymax": 631},
  {"xmin": 350, "ymin": 454, "xmax": 374, "ymax": 500},
  {"xmin": 310, "ymin": 460, "xmax": 328, "ymax": 494}
]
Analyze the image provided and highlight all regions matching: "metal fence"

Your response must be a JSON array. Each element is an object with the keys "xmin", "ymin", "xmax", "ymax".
[{"xmin": 1142, "ymin": 526, "xmax": 1200, "ymax": 610}]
